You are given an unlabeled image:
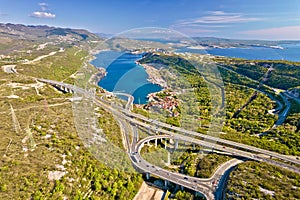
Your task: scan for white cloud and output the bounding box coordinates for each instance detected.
[171,11,262,35]
[179,24,230,28]
[171,10,262,34]
[39,3,48,6]
[30,3,55,19]
[178,27,218,34]
[210,11,227,15]
[179,11,261,25]
[38,3,48,11]
[30,11,56,19]
[239,26,300,40]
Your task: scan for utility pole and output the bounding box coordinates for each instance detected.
[10,104,21,135]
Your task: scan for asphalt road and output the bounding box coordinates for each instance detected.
[38,78,300,170]
[38,78,300,200]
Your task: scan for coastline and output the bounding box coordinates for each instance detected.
[89,67,107,85]
[136,61,168,89]
[88,50,168,103]
[87,49,108,85]
[88,48,110,62]
[89,49,167,89]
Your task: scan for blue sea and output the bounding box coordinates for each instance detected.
[91,43,300,104]
[91,51,162,104]
[178,43,300,62]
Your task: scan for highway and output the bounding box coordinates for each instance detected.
[130,133,245,200]
[274,92,291,126]
[118,109,300,167]
[130,135,214,199]
[219,65,289,127]
[284,91,300,104]
[126,116,300,173]
[115,92,215,199]
[113,92,134,111]
[213,158,245,199]
[38,78,300,199]
[38,78,300,168]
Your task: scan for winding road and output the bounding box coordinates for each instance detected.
[38,78,300,200]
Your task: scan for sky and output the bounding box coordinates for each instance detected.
[0,0,300,40]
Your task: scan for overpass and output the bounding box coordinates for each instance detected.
[39,78,300,199]
[38,78,300,170]
[131,135,214,199]
[119,110,300,168]
[125,116,300,173]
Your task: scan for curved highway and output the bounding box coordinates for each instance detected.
[113,92,134,111]
[113,92,215,199]
[38,78,300,199]
[131,135,213,199]
[131,134,245,199]
[38,78,300,169]
[118,110,300,168]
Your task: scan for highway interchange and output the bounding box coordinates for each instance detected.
[38,78,300,200]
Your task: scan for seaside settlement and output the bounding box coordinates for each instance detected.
[96,49,181,117]
[141,90,180,117]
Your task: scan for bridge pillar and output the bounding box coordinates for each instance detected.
[146,173,150,180]
[164,180,168,188]
[174,139,178,150]
[136,131,139,141]
[192,144,195,150]
[164,139,167,149]
[180,185,184,191]
[155,139,157,148]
